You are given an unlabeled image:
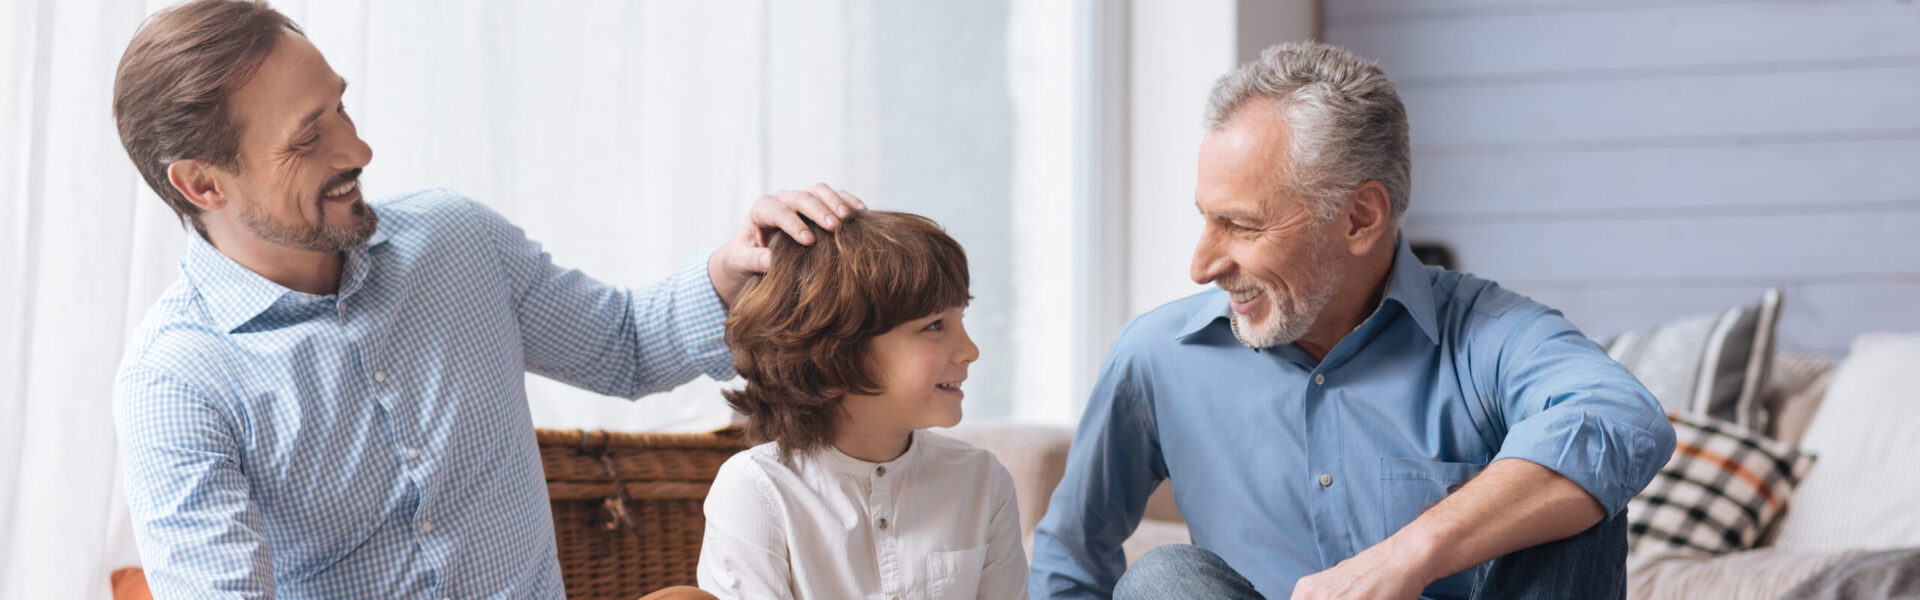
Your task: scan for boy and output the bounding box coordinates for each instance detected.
[696,210,1028,599]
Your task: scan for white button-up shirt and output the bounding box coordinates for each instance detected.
[698,431,1028,599]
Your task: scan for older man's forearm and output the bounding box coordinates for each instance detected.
[1384,457,1607,586]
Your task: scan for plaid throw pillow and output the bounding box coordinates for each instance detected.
[1628,411,1815,556]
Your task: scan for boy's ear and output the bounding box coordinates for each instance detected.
[166,158,229,211]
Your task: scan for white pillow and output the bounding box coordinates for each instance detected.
[1770,333,1920,551]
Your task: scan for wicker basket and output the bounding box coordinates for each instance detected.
[538,427,749,600]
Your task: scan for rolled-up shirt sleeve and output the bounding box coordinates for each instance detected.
[1484,306,1677,516]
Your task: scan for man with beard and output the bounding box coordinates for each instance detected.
[109,1,862,597]
[1029,42,1675,599]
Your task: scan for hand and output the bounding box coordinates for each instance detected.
[708,183,868,307]
[1289,538,1434,600]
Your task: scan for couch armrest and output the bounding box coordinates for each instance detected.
[1627,548,1867,600]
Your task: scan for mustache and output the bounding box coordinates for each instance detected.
[319,168,363,198]
[1216,277,1266,293]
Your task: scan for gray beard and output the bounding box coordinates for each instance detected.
[1227,239,1342,349]
[1230,282,1329,349]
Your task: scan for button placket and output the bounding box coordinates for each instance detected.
[870,468,902,596]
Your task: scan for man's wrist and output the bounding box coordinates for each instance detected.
[1384,521,1451,586]
[706,245,738,308]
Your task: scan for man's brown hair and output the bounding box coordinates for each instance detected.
[113,0,301,235]
[723,210,971,460]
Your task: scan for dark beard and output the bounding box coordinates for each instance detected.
[237,186,379,253]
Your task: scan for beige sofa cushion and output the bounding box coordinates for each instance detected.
[1627,547,1867,600]
[1772,333,1920,552]
[1120,518,1191,566]
[1764,350,1836,446]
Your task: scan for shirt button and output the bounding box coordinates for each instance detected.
[1313,373,1326,385]
[876,518,889,531]
[374,371,388,383]
[406,447,421,460]
[875,466,886,477]
[420,521,434,533]
[1320,473,1333,487]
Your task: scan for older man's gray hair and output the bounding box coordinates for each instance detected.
[1205,41,1411,226]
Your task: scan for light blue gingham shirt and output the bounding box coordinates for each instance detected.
[1030,237,1677,599]
[113,188,736,599]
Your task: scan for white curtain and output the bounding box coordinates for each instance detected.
[2,0,1077,596]
[3,1,172,597]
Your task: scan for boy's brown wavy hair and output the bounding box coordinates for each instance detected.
[722,210,971,460]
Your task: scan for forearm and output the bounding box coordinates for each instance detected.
[1382,458,1605,585]
[620,250,736,394]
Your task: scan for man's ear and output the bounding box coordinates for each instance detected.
[1341,180,1393,256]
[166,159,229,211]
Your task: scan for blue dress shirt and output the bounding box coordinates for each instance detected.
[1029,238,1676,599]
[113,189,735,598]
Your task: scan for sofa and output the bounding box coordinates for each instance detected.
[944,332,1920,599]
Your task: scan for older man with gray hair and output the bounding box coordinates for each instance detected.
[1029,41,1675,599]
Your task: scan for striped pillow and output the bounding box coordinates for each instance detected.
[1627,411,1814,556]
[1606,288,1783,434]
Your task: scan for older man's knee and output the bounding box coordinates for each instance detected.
[1135,544,1219,574]
[1115,544,1221,598]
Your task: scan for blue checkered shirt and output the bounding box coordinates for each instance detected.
[113,188,736,599]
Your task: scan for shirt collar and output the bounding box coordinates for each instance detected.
[181,226,391,333]
[815,430,923,479]
[1173,233,1441,345]
[1384,234,1442,345]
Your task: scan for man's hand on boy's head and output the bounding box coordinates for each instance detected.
[709,183,868,307]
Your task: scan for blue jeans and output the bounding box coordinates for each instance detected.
[1113,512,1628,600]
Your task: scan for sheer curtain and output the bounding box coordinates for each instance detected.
[3,0,1075,596]
[324,0,876,433]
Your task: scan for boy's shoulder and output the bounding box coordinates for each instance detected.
[716,441,785,477]
[707,442,787,508]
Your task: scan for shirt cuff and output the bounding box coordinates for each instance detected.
[671,246,737,381]
[1492,406,1669,516]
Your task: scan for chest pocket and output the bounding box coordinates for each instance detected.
[1378,457,1486,598]
[925,546,987,600]
[1377,457,1485,536]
